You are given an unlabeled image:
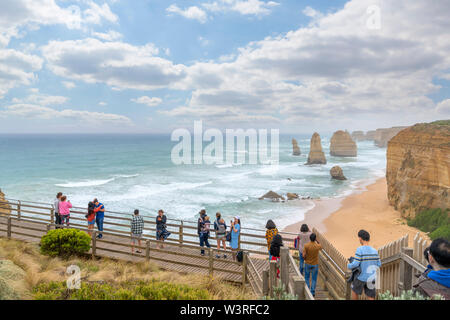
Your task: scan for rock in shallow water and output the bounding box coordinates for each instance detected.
[330,166,347,180]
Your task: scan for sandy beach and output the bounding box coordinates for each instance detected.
[284,177,429,257]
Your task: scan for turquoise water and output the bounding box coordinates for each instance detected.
[0,134,386,229]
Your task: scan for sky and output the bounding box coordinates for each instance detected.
[0,0,449,134]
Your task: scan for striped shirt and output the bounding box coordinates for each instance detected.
[347,245,382,282]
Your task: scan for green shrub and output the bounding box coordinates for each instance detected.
[33,280,211,300]
[40,229,91,257]
[262,284,298,300]
[378,290,444,300]
[407,208,450,240]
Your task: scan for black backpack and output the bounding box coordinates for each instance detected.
[236,250,244,263]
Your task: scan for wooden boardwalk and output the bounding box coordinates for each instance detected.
[0,215,268,285]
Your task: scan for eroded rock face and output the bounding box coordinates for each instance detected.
[351,131,366,141]
[306,133,327,165]
[330,130,357,157]
[374,127,407,148]
[0,260,27,300]
[259,191,285,201]
[287,193,299,200]
[292,138,301,156]
[330,166,347,180]
[365,130,376,141]
[386,121,450,218]
[0,189,10,216]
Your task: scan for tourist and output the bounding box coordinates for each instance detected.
[53,192,62,228]
[413,238,450,300]
[297,224,312,275]
[156,209,170,248]
[93,198,105,239]
[265,220,278,260]
[230,216,241,261]
[130,209,144,254]
[214,212,227,259]
[197,209,207,254]
[347,230,381,300]
[270,233,283,278]
[58,195,72,226]
[303,233,322,297]
[86,201,97,236]
[199,215,211,256]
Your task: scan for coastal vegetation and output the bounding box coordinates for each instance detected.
[407,208,450,240]
[0,238,255,300]
[40,229,91,257]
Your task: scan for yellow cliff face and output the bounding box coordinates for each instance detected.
[386,122,450,218]
[0,189,11,216]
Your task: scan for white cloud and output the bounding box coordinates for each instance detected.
[91,30,123,41]
[62,81,76,89]
[165,0,450,128]
[166,5,208,24]
[0,0,118,46]
[436,99,450,115]
[131,96,162,107]
[0,48,43,98]
[0,103,132,125]
[98,101,107,106]
[203,0,279,16]
[12,91,68,106]
[42,38,186,90]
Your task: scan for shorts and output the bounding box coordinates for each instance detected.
[351,278,376,298]
[131,233,142,244]
[216,234,226,241]
[88,220,96,225]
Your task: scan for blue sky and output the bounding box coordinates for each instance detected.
[0,0,449,134]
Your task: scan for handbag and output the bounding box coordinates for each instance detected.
[226,231,232,242]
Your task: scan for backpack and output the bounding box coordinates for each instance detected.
[236,250,244,263]
[217,221,226,234]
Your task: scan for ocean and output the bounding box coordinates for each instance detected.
[0,134,386,229]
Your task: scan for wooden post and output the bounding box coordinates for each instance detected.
[280,247,290,289]
[401,247,414,291]
[262,270,269,296]
[17,201,21,220]
[91,231,97,257]
[209,248,214,277]
[145,240,151,261]
[50,207,55,225]
[292,275,305,300]
[269,260,277,297]
[179,221,183,247]
[7,216,11,239]
[46,224,51,232]
[345,272,352,300]
[242,251,248,284]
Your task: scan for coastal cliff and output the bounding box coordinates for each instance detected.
[374,127,408,148]
[386,121,450,218]
[0,189,10,216]
[330,130,357,157]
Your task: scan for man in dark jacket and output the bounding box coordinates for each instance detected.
[413,238,450,300]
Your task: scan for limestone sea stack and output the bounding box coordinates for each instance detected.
[330,130,357,157]
[386,121,450,218]
[306,133,327,164]
[365,130,376,141]
[259,191,285,202]
[351,131,366,142]
[292,138,301,156]
[330,166,347,180]
[374,127,407,148]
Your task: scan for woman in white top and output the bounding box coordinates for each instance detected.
[298,224,312,275]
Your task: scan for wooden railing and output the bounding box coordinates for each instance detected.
[261,247,314,300]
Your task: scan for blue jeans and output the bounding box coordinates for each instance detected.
[199,233,210,254]
[304,264,319,296]
[96,216,104,238]
[299,253,305,275]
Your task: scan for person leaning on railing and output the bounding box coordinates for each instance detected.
[53,192,62,228]
[93,198,105,239]
[413,238,450,300]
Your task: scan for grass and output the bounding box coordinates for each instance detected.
[407,208,450,241]
[0,238,255,300]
